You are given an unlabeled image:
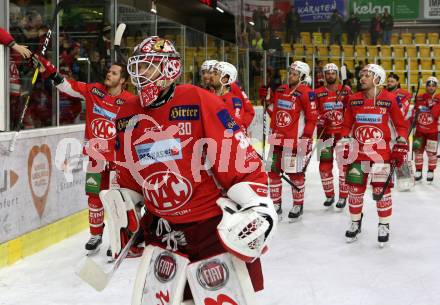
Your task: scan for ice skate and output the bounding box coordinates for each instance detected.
[85,235,102,255]
[335,197,347,211]
[415,170,422,182]
[345,214,363,243]
[274,202,283,221]
[323,196,334,207]
[427,170,434,184]
[288,204,303,222]
[378,223,390,248]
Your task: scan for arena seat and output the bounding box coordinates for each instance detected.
[406,45,417,58]
[381,59,392,70]
[393,45,405,58]
[305,45,315,56]
[414,33,426,44]
[419,46,431,58]
[313,32,323,45]
[433,45,440,57]
[394,58,406,70]
[421,59,433,71]
[294,44,305,56]
[318,45,329,57]
[391,33,399,44]
[300,32,312,44]
[343,45,354,57]
[330,45,341,57]
[361,33,371,45]
[344,59,355,70]
[367,45,378,58]
[401,33,413,44]
[428,33,439,44]
[282,43,292,53]
[356,45,367,58]
[380,46,391,57]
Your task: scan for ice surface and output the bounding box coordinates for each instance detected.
[1,158,440,305]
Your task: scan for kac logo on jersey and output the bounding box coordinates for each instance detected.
[275,110,292,127]
[418,112,434,125]
[217,109,240,131]
[143,171,193,212]
[277,99,294,110]
[135,139,182,165]
[93,104,117,120]
[91,118,116,140]
[196,259,229,291]
[354,125,384,144]
[154,252,177,283]
[356,114,382,124]
[169,105,200,120]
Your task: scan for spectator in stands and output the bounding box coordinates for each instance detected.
[251,31,264,51]
[264,31,282,54]
[346,12,361,45]
[22,10,44,52]
[370,10,382,45]
[329,9,344,45]
[314,59,325,88]
[285,6,300,44]
[252,7,267,36]
[268,8,285,33]
[381,8,393,45]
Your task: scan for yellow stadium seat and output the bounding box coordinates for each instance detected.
[393,45,405,58]
[406,45,417,58]
[428,33,439,44]
[381,59,392,70]
[356,45,367,58]
[394,58,406,70]
[324,32,331,44]
[367,45,379,58]
[305,45,315,56]
[294,44,304,56]
[345,60,355,70]
[422,71,433,81]
[380,46,392,57]
[408,71,419,85]
[415,33,426,44]
[330,45,341,56]
[433,45,440,57]
[341,33,348,45]
[395,72,405,82]
[313,32,323,45]
[361,33,371,45]
[421,60,432,70]
[391,33,399,44]
[282,43,292,53]
[419,46,431,58]
[300,32,311,44]
[343,45,354,57]
[409,59,418,71]
[401,33,413,44]
[318,45,329,56]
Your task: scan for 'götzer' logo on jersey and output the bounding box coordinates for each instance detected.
[135,139,182,166]
[169,105,200,120]
[277,99,294,110]
[91,118,116,139]
[356,113,382,124]
[93,104,117,120]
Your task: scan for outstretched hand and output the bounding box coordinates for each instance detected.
[11,43,32,58]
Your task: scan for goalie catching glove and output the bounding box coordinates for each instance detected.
[217,182,277,263]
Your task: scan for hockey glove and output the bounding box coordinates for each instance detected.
[336,136,354,159]
[391,136,409,168]
[32,54,57,78]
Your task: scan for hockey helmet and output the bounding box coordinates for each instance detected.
[360,64,386,86]
[212,61,237,86]
[323,63,339,74]
[290,61,310,81]
[201,59,218,73]
[426,76,438,86]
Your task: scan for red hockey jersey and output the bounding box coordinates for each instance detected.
[219,91,245,128]
[114,84,268,223]
[341,89,408,161]
[0,27,14,46]
[56,80,135,161]
[315,84,352,136]
[231,82,255,128]
[269,83,318,147]
[390,87,412,119]
[413,93,440,134]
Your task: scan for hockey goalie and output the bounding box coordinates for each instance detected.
[97,36,277,305]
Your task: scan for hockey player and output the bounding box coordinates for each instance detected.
[339,64,409,246]
[231,81,256,130]
[111,36,276,303]
[315,63,352,209]
[267,61,318,221]
[210,61,246,128]
[199,59,217,89]
[412,76,440,183]
[32,55,136,253]
[386,72,412,120]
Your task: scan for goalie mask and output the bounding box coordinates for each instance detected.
[216,196,277,263]
[128,36,181,107]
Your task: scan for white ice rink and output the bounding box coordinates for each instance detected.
[1,158,440,305]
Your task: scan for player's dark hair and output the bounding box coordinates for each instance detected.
[388,72,399,81]
[113,62,128,81]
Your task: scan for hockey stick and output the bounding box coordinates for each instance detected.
[372,79,421,202]
[114,23,126,64]
[76,229,141,291]
[8,0,76,152]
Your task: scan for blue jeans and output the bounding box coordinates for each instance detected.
[382,31,391,45]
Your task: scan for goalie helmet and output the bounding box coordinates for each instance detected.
[127,36,181,107]
[323,63,339,74]
[216,196,277,263]
[360,64,385,86]
[290,61,310,81]
[213,61,237,86]
[201,59,218,73]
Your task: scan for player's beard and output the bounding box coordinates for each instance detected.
[387,85,396,91]
[326,78,336,85]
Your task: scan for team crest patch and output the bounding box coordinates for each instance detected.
[169,105,200,120]
[216,109,240,131]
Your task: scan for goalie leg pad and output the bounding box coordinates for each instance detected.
[100,188,143,258]
[131,245,190,305]
[186,252,257,305]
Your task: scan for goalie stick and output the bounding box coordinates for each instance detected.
[76,229,142,291]
[372,78,421,201]
[8,0,76,152]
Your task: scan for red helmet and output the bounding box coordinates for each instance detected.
[127,36,181,107]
